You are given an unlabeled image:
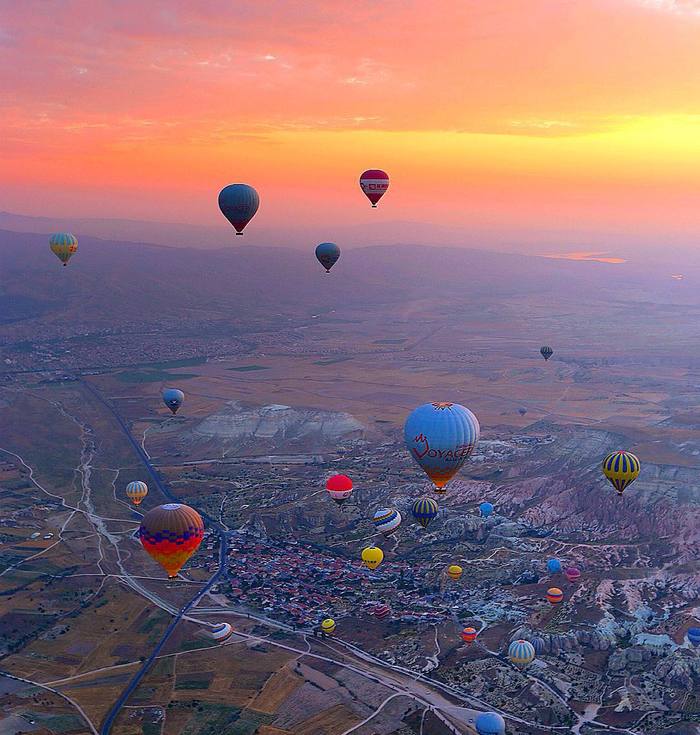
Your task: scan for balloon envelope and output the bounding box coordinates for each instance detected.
[315,242,340,272]
[373,604,391,620]
[49,232,78,266]
[404,402,480,492]
[138,503,204,578]
[479,501,494,517]
[126,480,148,506]
[508,639,536,668]
[372,507,401,536]
[218,184,259,235]
[361,546,384,570]
[411,497,439,528]
[602,451,640,495]
[540,346,553,361]
[359,169,389,207]
[325,474,353,505]
[565,567,581,582]
[547,558,562,574]
[321,618,336,634]
[447,564,463,581]
[162,388,184,415]
[687,627,700,646]
[546,587,564,604]
[461,627,478,643]
[475,712,506,735]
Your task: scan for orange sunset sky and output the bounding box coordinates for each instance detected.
[2,0,700,247]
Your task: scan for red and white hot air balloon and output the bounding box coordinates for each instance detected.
[325,474,353,505]
[359,169,389,208]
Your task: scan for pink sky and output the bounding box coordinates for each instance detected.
[2,0,700,248]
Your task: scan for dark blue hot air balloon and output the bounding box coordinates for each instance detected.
[688,627,700,646]
[411,497,439,528]
[315,242,341,272]
[479,501,494,518]
[547,558,562,574]
[218,184,259,236]
[162,388,184,415]
[475,712,506,735]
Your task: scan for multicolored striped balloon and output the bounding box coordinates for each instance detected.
[404,402,480,492]
[372,507,401,536]
[546,587,564,605]
[49,232,78,266]
[461,627,478,644]
[359,169,389,207]
[138,503,204,578]
[602,451,640,495]
[411,497,439,528]
[125,480,148,506]
[508,639,536,668]
[373,604,391,620]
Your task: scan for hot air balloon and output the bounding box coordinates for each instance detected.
[475,712,506,735]
[461,627,478,644]
[125,480,148,506]
[531,636,546,655]
[359,169,389,208]
[565,567,581,583]
[411,497,439,528]
[479,501,494,518]
[218,184,259,235]
[518,407,527,416]
[49,232,78,266]
[547,558,562,574]
[162,388,184,415]
[687,627,700,646]
[210,622,233,642]
[540,346,553,361]
[325,474,353,505]
[404,402,480,493]
[138,503,204,578]
[315,242,340,272]
[373,604,391,620]
[447,564,463,581]
[321,618,336,634]
[361,546,383,570]
[372,508,402,536]
[508,639,536,668]
[602,451,640,495]
[546,587,564,605]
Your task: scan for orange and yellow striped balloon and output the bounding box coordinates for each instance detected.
[138,503,204,578]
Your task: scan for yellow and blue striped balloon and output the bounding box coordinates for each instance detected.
[372,507,402,536]
[508,639,536,668]
[602,451,640,495]
[125,480,148,506]
[411,497,439,528]
[49,232,78,266]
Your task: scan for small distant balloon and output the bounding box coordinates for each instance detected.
[564,567,581,583]
[479,501,494,518]
[602,450,640,495]
[210,622,233,642]
[687,627,700,646]
[447,564,463,581]
[325,474,353,505]
[361,546,383,570]
[359,169,389,208]
[475,712,506,735]
[546,587,564,605]
[315,242,341,272]
[372,507,401,536]
[547,558,562,574]
[321,618,336,634]
[461,627,478,644]
[162,388,184,415]
[540,346,553,361]
[49,232,78,266]
[125,480,148,506]
[508,639,536,668]
[411,497,439,528]
[218,184,259,235]
[373,603,391,620]
[518,407,527,416]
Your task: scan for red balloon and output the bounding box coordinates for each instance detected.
[325,474,353,505]
[359,169,389,207]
